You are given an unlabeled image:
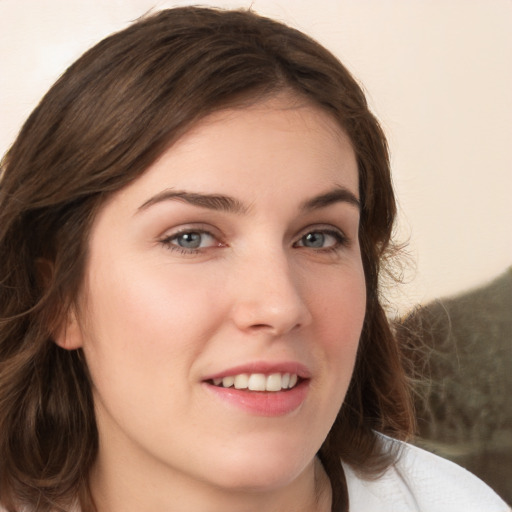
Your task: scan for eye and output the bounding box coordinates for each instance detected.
[160,229,222,253]
[294,229,346,250]
[174,231,209,249]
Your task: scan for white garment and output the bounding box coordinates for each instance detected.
[343,440,510,511]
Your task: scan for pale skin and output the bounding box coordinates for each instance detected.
[57,93,366,512]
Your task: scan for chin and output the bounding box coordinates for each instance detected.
[212,467,306,494]
[203,442,315,493]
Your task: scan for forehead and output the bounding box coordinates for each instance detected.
[100,93,358,217]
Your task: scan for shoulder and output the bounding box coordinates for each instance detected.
[342,438,510,512]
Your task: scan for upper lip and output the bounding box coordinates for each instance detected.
[203,361,312,381]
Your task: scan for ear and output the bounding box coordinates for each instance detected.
[36,258,84,350]
[53,304,84,350]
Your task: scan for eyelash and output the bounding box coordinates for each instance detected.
[293,228,349,252]
[159,227,349,255]
[159,228,220,255]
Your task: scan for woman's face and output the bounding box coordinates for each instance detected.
[63,94,366,504]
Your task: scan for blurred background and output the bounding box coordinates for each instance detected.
[1,0,510,503]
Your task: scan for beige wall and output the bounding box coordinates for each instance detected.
[1,0,511,314]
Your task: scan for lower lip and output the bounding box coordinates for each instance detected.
[204,380,309,417]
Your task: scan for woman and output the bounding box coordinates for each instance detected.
[0,7,508,512]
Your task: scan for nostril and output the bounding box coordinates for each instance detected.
[246,321,303,337]
[230,280,312,335]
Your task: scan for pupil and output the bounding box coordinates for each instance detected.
[179,232,201,248]
[304,232,324,248]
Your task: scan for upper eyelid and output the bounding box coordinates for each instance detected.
[293,225,352,250]
[155,218,352,243]
[158,224,348,240]
[295,230,346,243]
[162,229,214,241]
[158,223,222,240]
[294,224,347,239]
[159,229,222,254]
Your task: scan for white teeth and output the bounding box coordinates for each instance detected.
[234,374,249,389]
[266,373,283,392]
[248,373,266,391]
[212,372,300,392]
[222,376,235,388]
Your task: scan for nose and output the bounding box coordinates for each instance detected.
[229,252,313,336]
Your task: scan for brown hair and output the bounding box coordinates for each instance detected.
[0,7,414,512]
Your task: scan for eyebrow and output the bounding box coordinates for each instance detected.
[137,186,360,215]
[300,187,360,212]
[137,190,249,215]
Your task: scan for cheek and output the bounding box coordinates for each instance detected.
[81,260,225,374]
[300,265,366,444]
[313,267,366,340]
[79,261,228,436]
[309,265,366,390]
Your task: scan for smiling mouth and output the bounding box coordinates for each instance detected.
[208,372,300,392]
